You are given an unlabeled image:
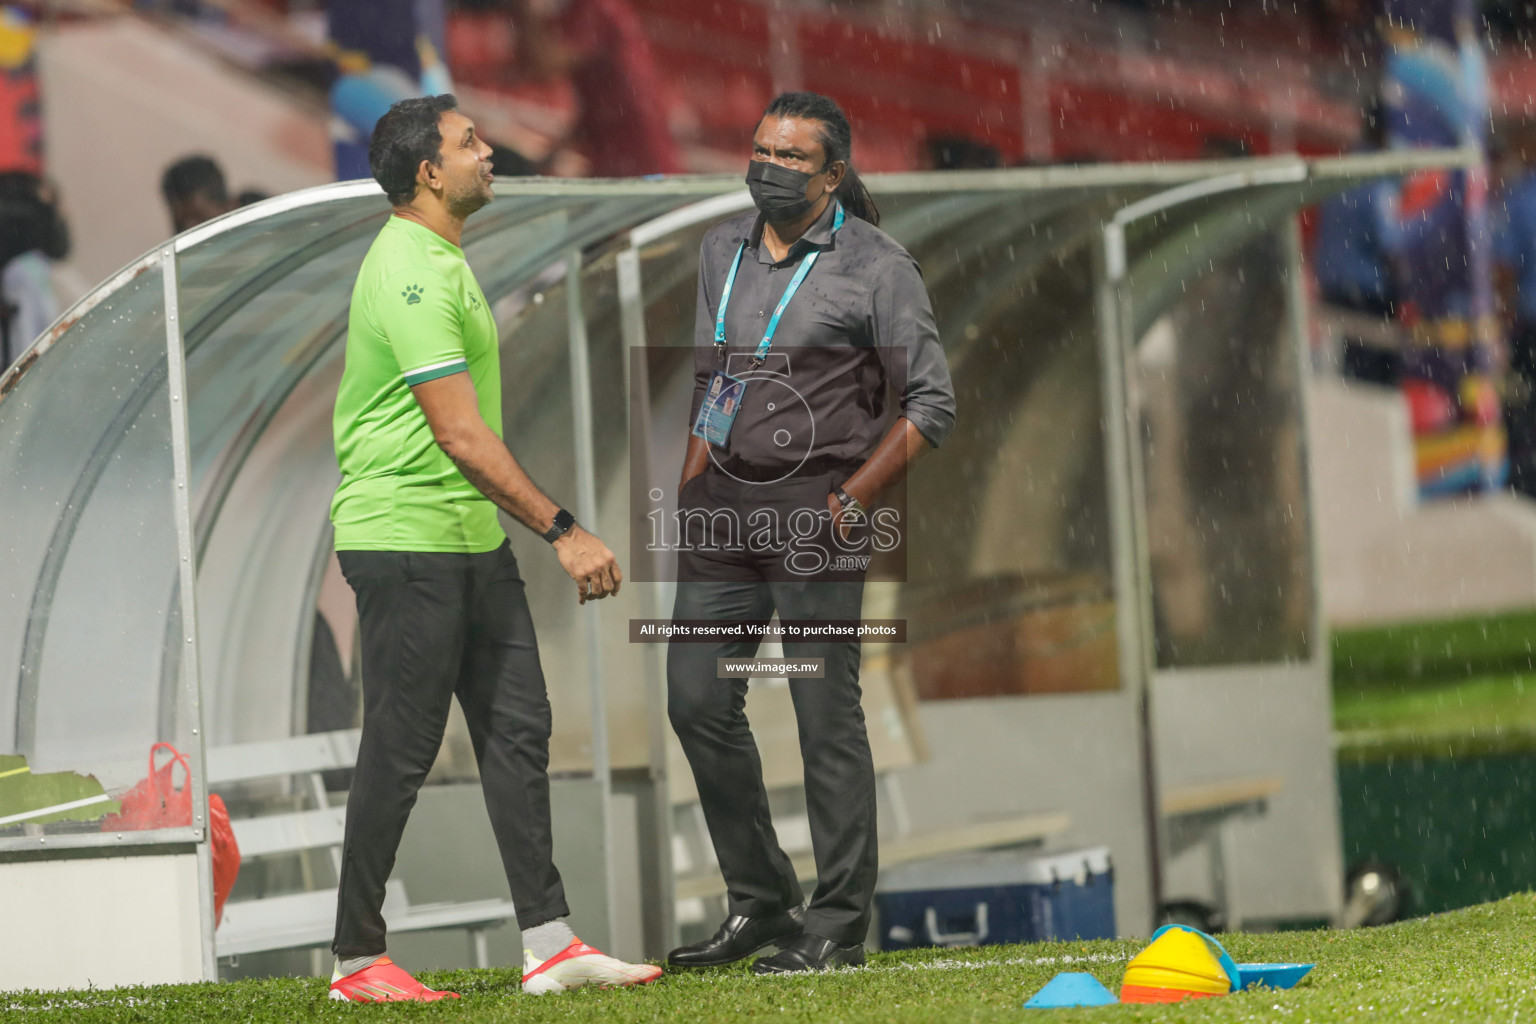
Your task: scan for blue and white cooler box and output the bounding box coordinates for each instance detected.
[876,846,1114,949]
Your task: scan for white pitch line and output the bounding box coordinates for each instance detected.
[3,997,154,1014]
[0,793,111,826]
[715,951,1131,980]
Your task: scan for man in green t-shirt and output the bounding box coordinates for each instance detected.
[326,95,660,1003]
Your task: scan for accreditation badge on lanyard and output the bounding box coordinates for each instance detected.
[691,202,846,448]
[693,369,747,446]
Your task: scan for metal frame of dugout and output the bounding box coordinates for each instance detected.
[0,148,1474,991]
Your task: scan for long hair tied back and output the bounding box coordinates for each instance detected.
[762,91,880,226]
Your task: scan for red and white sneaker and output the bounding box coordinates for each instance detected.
[328,955,460,1002]
[522,937,664,995]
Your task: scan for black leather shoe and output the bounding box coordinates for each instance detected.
[750,932,866,974]
[667,905,805,968]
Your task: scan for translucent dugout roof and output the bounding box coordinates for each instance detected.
[0,151,1472,852]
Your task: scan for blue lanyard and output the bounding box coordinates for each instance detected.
[714,201,845,365]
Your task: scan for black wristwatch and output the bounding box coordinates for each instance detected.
[542,508,576,544]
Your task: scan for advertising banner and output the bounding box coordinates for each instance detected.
[1382,0,1504,496]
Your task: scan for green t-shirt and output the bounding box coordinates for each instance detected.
[331,215,503,552]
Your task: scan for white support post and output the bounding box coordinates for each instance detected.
[1094,230,1163,930]
[565,249,619,950]
[161,246,216,982]
[616,244,678,956]
[1280,216,1329,676]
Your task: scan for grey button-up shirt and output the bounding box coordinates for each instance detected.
[690,201,956,471]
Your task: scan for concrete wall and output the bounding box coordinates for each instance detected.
[0,849,204,992]
[1310,377,1536,625]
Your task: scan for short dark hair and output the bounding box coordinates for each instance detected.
[369,94,459,206]
[0,171,69,264]
[760,92,879,225]
[161,155,227,205]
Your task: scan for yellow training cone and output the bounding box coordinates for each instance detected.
[1120,926,1235,1004]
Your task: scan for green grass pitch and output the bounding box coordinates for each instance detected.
[1333,611,1536,755]
[6,893,1536,1022]
[12,613,1536,1020]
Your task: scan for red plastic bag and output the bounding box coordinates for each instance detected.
[100,743,192,831]
[99,744,243,926]
[208,792,241,927]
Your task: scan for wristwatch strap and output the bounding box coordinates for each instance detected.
[833,486,864,512]
[542,508,576,543]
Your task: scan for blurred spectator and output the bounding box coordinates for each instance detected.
[326,0,454,180]
[1202,136,1251,159]
[512,0,682,178]
[236,188,272,207]
[927,136,1001,170]
[1314,183,1401,317]
[1493,120,1536,496]
[1313,103,1405,385]
[162,155,233,234]
[488,141,537,178]
[134,0,206,13]
[0,171,68,372]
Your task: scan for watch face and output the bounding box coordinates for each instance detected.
[545,509,575,541]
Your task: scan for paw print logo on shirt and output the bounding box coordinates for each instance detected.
[468,293,481,311]
[402,284,424,305]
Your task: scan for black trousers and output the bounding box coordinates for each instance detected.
[331,541,569,958]
[666,466,877,945]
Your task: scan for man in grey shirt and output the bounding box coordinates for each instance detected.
[666,91,955,975]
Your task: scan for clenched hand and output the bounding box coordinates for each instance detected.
[552,526,623,604]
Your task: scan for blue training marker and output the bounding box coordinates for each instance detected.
[1023,972,1120,1008]
[1236,963,1315,990]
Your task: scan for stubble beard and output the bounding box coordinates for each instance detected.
[447,177,494,220]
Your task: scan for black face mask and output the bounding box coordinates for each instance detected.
[745,160,824,220]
